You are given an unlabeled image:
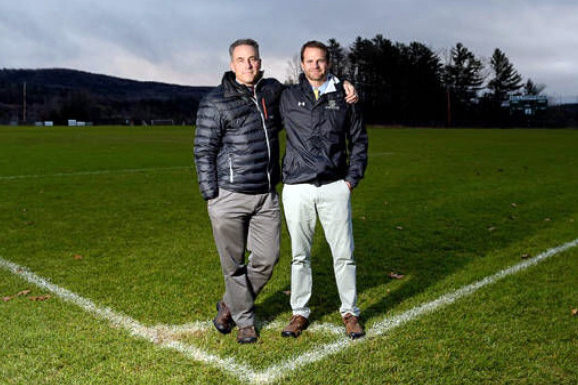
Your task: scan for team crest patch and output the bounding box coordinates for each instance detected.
[325,100,340,110]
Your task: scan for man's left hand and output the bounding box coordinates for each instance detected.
[343,81,359,104]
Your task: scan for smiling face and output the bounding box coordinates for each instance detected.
[229,44,261,87]
[301,47,330,87]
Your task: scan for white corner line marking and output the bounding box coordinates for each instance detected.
[1,238,577,384]
[0,258,254,380]
[249,238,578,384]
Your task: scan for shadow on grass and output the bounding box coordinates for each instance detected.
[255,187,573,327]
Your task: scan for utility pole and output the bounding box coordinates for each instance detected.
[22,82,27,123]
[446,87,452,128]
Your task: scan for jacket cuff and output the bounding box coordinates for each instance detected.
[345,177,357,189]
[202,188,218,201]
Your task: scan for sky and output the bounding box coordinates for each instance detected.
[1,0,577,103]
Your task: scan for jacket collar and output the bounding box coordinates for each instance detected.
[298,73,341,97]
[222,71,264,98]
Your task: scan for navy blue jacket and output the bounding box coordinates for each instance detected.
[280,74,368,188]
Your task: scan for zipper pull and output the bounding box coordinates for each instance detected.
[261,98,269,120]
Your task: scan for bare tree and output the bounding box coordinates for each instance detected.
[284,54,301,85]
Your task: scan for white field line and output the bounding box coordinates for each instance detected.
[0,166,190,181]
[1,238,577,384]
[247,238,578,384]
[0,153,389,181]
[368,151,395,157]
[151,321,213,335]
[371,238,578,337]
[149,319,344,340]
[259,320,343,335]
[0,258,255,380]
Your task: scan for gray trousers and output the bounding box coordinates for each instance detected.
[208,189,280,328]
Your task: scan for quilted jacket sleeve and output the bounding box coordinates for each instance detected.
[194,94,223,200]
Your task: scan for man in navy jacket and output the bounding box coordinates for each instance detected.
[280,40,368,340]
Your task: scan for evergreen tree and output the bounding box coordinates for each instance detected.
[486,48,523,103]
[327,38,348,80]
[443,43,485,125]
[281,36,556,127]
[399,42,445,125]
[523,78,546,96]
[444,43,485,105]
[348,35,400,123]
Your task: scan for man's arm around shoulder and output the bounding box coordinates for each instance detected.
[345,103,368,190]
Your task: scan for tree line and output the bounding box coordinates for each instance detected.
[286,35,557,127]
[2,42,575,127]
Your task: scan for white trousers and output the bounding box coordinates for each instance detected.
[282,180,359,318]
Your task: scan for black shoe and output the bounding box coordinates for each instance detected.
[213,301,233,334]
[237,326,258,344]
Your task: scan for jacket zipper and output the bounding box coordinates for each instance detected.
[228,154,234,183]
[251,82,272,190]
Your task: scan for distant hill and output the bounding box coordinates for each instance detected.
[0,68,213,125]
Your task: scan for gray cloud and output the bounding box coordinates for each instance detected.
[1,0,577,100]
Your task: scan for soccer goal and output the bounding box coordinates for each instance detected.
[150,119,175,126]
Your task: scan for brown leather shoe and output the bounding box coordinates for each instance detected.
[237,326,258,344]
[213,301,233,334]
[281,315,309,338]
[342,314,365,339]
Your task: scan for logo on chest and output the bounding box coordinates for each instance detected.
[325,99,340,111]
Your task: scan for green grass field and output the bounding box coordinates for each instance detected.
[1,126,577,384]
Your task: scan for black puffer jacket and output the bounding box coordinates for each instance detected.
[280,74,368,188]
[194,71,283,200]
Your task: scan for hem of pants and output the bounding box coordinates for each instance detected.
[340,310,361,318]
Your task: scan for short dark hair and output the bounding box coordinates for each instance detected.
[300,40,330,62]
[229,39,260,60]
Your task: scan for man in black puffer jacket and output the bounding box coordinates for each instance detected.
[194,39,283,344]
[195,71,283,200]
